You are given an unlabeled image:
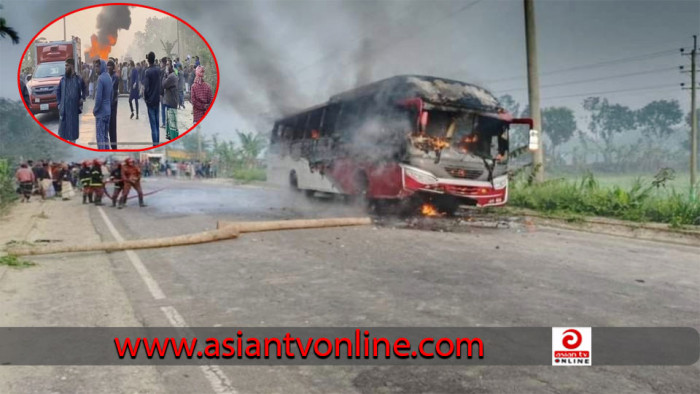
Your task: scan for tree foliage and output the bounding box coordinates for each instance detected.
[0,99,67,164]
[541,106,577,152]
[582,97,635,164]
[636,99,682,141]
[0,5,19,45]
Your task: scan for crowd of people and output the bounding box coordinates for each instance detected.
[13,158,145,209]
[52,52,213,149]
[13,157,218,205]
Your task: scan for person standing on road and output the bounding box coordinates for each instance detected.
[143,52,162,146]
[129,60,140,119]
[177,64,185,109]
[109,160,124,207]
[159,57,168,130]
[15,163,35,203]
[56,58,85,143]
[119,157,146,208]
[90,159,105,206]
[93,59,112,150]
[190,66,213,125]
[162,63,179,140]
[107,60,120,150]
[78,160,93,204]
[121,62,129,94]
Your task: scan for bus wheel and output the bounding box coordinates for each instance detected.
[289,171,300,191]
[434,196,460,217]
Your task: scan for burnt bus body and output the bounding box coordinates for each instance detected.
[268,75,532,212]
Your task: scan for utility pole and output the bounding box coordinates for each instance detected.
[63,18,66,41]
[524,0,544,182]
[681,35,698,194]
[176,20,181,59]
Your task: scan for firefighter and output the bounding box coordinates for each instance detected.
[119,157,146,208]
[90,159,105,206]
[78,160,93,204]
[109,160,124,207]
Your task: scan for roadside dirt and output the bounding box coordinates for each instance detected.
[0,198,166,394]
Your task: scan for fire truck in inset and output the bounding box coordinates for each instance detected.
[25,36,82,114]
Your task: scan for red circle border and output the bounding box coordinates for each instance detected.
[16,2,220,152]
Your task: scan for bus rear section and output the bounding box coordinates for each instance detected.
[267,75,536,213]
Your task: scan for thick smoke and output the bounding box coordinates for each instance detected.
[95,5,131,46]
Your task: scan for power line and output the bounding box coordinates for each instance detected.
[485,48,677,85]
[540,84,677,101]
[494,66,677,93]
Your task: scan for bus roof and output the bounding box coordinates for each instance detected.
[276,75,502,122]
[330,75,501,112]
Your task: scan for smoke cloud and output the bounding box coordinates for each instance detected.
[95,5,131,46]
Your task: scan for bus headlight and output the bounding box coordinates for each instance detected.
[493,176,508,189]
[404,166,438,186]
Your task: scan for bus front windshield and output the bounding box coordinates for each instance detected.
[417,110,508,160]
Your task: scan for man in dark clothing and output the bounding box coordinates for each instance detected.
[143,52,162,146]
[159,57,168,130]
[129,60,140,119]
[57,58,86,143]
[93,59,112,150]
[78,160,92,204]
[107,60,120,150]
[109,161,124,207]
[90,159,105,206]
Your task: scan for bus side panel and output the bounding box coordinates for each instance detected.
[367,163,403,199]
[328,159,403,198]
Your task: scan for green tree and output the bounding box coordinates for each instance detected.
[0,99,67,163]
[0,6,19,44]
[541,106,577,159]
[636,99,682,141]
[236,131,267,168]
[582,97,635,165]
[498,94,520,118]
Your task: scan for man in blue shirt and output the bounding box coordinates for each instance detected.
[92,59,112,150]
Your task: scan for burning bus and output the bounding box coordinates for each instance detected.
[267,75,536,214]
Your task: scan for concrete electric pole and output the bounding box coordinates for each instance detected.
[524,0,544,183]
[681,35,698,194]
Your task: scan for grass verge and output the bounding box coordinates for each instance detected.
[0,254,36,269]
[509,173,700,227]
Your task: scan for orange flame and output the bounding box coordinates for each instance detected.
[421,203,440,217]
[87,34,117,60]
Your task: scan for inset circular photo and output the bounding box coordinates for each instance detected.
[18,3,218,151]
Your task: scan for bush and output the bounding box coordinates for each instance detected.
[232,167,266,183]
[0,159,18,212]
[510,172,700,226]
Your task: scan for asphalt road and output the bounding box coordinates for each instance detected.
[85,177,699,393]
[34,96,195,149]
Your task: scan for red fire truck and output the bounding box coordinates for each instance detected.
[25,37,82,114]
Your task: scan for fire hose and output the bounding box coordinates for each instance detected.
[5,217,372,256]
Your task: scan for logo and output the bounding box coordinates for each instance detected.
[552,327,592,366]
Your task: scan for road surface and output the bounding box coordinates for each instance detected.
[1,177,698,393]
[35,96,195,149]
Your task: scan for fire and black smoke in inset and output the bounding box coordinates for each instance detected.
[87,5,131,60]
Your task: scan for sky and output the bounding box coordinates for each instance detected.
[0,0,698,151]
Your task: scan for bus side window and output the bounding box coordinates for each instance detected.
[292,115,305,140]
[321,105,340,137]
[305,108,323,140]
